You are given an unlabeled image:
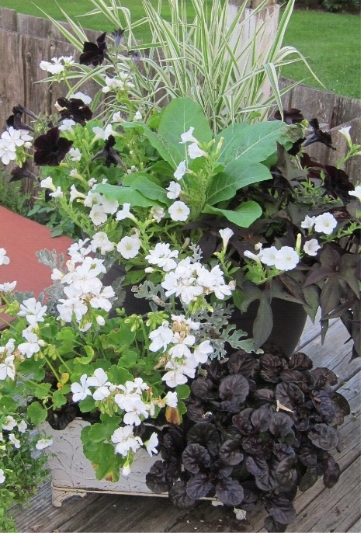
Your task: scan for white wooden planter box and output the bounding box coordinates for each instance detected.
[40,419,167,507]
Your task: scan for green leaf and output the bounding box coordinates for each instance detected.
[253,294,273,350]
[27,402,47,425]
[121,173,169,205]
[100,324,136,354]
[95,183,155,207]
[108,365,134,385]
[118,350,139,368]
[34,382,52,400]
[123,270,147,285]
[206,161,272,205]
[55,327,76,354]
[18,358,45,381]
[79,396,96,413]
[175,384,191,400]
[218,121,288,165]
[203,201,262,228]
[51,389,68,409]
[75,345,95,365]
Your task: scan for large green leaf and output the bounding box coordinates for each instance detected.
[95,183,157,208]
[217,121,289,165]
[206,160,272,205]
[203,201,262,228]
[124,122,181,168]
[122,173,169,205]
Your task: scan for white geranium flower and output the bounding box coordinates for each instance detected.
[0,338,15,356]
[193,340,214,364]
[149,322,174,352]
[166,181,182,199]
[349,184,361,202]
[179,127,198,144]
[87,368,112,401]
[18,330,42,358]
[71,374,92,402]
[301,215,316,230]
[188,142,206,160]
[150,206,165,222]
[162,361,195,388]
[0,139,16,165]
[57,297,88,323]
[2,415,17,431]
[0,281,16,292]
[303,239,321,256]
[145,432,159,456]
[36,437,53,450]
[117,236,141,259]
[174,160,187,180]
[0,469,5,484]
[0,355,15,381]
[111,426,142,456]
[0,248,10,265]
[164,391,178,408]
[9,433,20,449]
[168,201,190,222]
[274,246,300,271]
[314,213,338,235]
[18,298,47,324]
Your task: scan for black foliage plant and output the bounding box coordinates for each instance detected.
[145,346,349,531]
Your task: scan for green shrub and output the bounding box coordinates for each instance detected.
[0,174,31,216]
[322,0,360,12]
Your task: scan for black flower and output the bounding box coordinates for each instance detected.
[56,97,93,126]
[6,105,37,132]
[92,135,125,168]
[79,32,108,66]
[33,127,73,166]
[303,118,336,150]
[10,161,36,182]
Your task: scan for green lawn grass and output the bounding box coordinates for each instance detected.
[0,0,359,98]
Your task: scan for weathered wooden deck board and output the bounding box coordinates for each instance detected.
[11,320,361,533]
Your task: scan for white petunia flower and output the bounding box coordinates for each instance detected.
[92,124,114,141]
[274,246,300,271]
[303,239,321,256]
[68,147,82,161]
[145,432,159,456]
[70,91,92,104]
[0,248,10,265]
[0,469,5,484]
[301,215,316,230]
[150,206,165,222]
[349,184,361,202]
[117,236,141,259]
[134,110,142,121]
[91,232,115,254]
[116,203,132,221]
[314,213,338,235]
[219,228,234,249]
[2,415,17,431]
[49,187,64,198]
[2,127,32,147]
[188,142,206,160]
[166,181,182,199]
[174,160,187,180]
[89,204,108,226]
[0,139,16,165]
[36,437,53,450]
[168,201,190,222]
[71,374,92,402]
[59,119,75,132]
[179,127,198,144]
[338,125,352,144]
[40,176,56,191]
[0,281,16,292]
[259,246,278,266]
[69,184,86,203]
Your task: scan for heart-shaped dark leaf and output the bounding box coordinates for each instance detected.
[269,412,294,438]
[219,439,244,466]
[191,377,219,399]
[280,369,311,385]
[308,423,339,450]
[245,456,268,477]
[251,406,272,432]
[329,392,350,425]
[264,515,287,533]
[182,443,211,474]
[219,374,249,403]
[323,454,341,488]
[227,351,255,377]
[275,456,297,489]
[298,446,318,468]
[186,473,213,500]
[252,388,275,403]
[186,400,208,423]
[170,480,196,508]
[146,460,172,493]
[289,352,313,370]
[275,382,304,410]
[242,436,272,458]
[312,390,336,422]
[310,367,338,388]
[273,443,295,461]
[187,422,220,456]
[299,467,319,492]
[259,354,285,383]
[232,408,254,435]
[266,496,296,525]
[216,477,244,506]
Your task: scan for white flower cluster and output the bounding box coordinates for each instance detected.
[102,73,135,93]
[0,415,52,455]
[245,245,300,271]
[149,314,213,388]
[39,56,75,75]
[0,126,32,165]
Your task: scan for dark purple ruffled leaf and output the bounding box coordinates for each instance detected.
[275,382,304,410]
[186,400,208,423]
[308,423,339,451]
[310,367,338,389]
[252,388,275,403]
[269,412,294,438]
[280,369,312,385]
[170,480,196,508]
[275,456,297,489]
[312,390,336,422]
[219,440,243,466]
[227,351,255,377]
[219,374,249,403]
[216,477,244,506]
[186,473,213,500]
[259,353,286,383]
[264,515,287,533]
[187,422,220,456]
[191,377,219,399]
[242,436,272,458]
[182,443,211,474]
[323,454,341,488]
[245,456,268,477]
[266,496,296,525]
[273,443,295,461]
[329,392,350,425]
[298,446,318,468]
[232,408,254,435]
[146,460,172,493]
[298,467,318,492]
[289,352,313,370]
[251,406,272,433]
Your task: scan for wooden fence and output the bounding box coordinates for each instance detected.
[0,6,360,180]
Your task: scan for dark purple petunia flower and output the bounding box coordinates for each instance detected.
[33,127,73,166]
[6,105,37,132]
[92,135,126,169]
[56,97,93,126]
[10,161,37,182]
[274,108,304,125]
[79,32,108,66]
[303,118,336,150]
